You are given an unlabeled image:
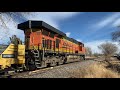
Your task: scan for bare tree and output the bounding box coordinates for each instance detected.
[0,12,31,43]
[111,26,120,44]
[112,30,120,43]
[98,42,118,61]
[93,53,101,57]
[85,47,93,56]
[0,12,30,28]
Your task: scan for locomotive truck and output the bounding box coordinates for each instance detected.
[0,20,86,73]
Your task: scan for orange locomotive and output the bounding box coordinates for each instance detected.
[18,20,86,70]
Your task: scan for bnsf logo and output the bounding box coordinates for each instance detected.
[63,42,72,47]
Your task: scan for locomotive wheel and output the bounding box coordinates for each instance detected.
[63,58,67,64]
[56,62,60,66]
[80,56,85,61]
[50,60,56,67]
[26,58,36,71]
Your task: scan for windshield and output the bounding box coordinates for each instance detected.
[0,45,8,55]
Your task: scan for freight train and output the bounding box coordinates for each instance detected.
[0,20,86,73]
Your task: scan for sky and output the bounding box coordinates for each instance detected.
[0,12,120,53]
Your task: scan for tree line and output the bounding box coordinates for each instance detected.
[85,27,120,61]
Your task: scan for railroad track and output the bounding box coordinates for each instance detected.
[11,61,83,78]
[12,60,95,78]
[0,58,96,78]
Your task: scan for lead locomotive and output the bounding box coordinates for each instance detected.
[0,20,86,73]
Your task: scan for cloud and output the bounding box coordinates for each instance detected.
[84,12,120,38]
[66,32,71,37]
[112,18,120,27]
[76,39,82,42]
[0,12,80,44]
[85,39,120,53]
[25,12,80,29]
[92,12,120,30]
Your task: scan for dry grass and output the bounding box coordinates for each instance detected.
[70,63,120,78]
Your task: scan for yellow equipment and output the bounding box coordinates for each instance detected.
[0,35,25,72]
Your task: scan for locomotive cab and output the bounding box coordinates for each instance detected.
[18,20,67,70]
[17,20,86,70]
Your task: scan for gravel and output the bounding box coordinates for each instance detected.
[11,60,95,78]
